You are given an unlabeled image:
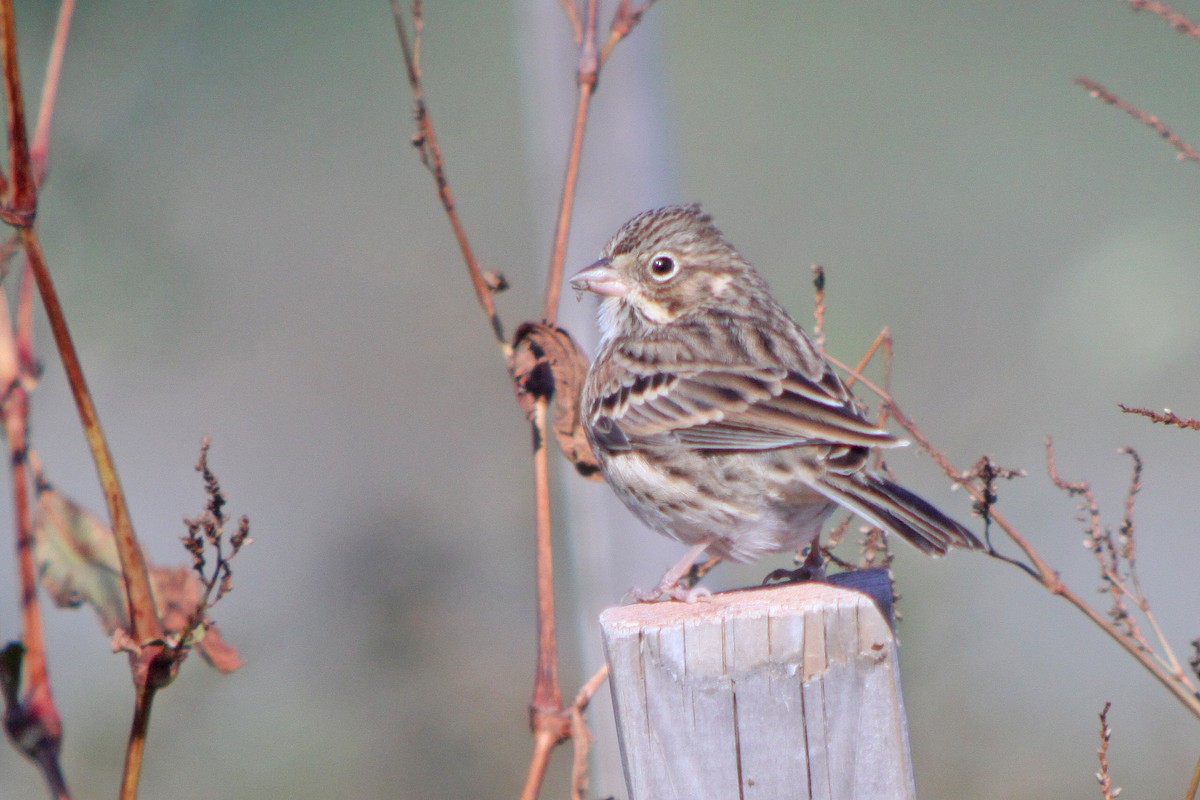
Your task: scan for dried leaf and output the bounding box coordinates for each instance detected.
[510,322,602,480]
[33,487,128,635]
[482,270,509,293]
[150,566,242,673]
[33,485,242,672]
[193,622,242,672]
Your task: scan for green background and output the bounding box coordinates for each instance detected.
[0,2,1197,797]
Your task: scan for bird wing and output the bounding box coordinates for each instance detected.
[588,358,902,452]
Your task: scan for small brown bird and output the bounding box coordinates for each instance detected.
[571,204,979,597]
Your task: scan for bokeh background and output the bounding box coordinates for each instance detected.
[0,2,1198,798]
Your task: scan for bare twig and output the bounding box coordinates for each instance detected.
[3,0,161,653]
[174,438,251,661]
[543,0,658,321]
[20,233,162,648]
[568,664,609,800]
[1076,77,1200,164]
[0,0,34,221]
[391,3,658,795]
[600,0,657,65]
[958,455,1028,569]
[542,0,597,323]
[0,6,77,797]
[519,728,562,800]
[1119,403,1200,430]
[557,0,582,44]
[389,0,508,351]
[1,7,167,796]
[528,397,565,726]
[1049,442,1192,684]
[809,264,825,347]
[1127,0,1200,41]
[826,351,1200,721]
[1116,447,1141,576]
[839,328,890,393]
[30,0,73,185]
[1096,702,1119,800]
[0,271,68,799]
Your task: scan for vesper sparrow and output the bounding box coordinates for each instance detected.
[570,205,979,597]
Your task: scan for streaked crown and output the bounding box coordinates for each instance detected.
[572,205,775,339]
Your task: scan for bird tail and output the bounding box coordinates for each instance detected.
[815,470,981,556]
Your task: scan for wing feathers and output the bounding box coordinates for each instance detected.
[592,362,901,451]
[815,471,981,554]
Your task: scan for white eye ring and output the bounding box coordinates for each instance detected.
[648,252,678,282]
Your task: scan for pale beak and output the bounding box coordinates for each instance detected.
[569,258,628,298]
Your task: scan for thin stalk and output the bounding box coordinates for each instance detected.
[118,686,157,800]
[30,0,74,182]
[542,0,598,323]
[519,728,560,800]
[530,398,562,715]
[0,0,32,213]
[831,352,1200,722]
[20,228,160,644]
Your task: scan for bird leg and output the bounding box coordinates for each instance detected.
[762,541,826,584]
[628,542,714,603]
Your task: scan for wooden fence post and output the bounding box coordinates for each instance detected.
[599,569,915,800]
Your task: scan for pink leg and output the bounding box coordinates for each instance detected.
[629,542,713,603]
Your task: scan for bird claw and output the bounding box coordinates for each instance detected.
[763,546,827,584]
[761,565,825,584]
[626,581,712,604]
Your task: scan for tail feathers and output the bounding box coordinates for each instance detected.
[816,471,981,556]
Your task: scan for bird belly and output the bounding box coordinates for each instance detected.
[598,448,835,563]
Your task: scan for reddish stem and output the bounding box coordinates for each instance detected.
[20,229,161,647]
[831,352,1200,721]
[542,0,598,323]
[118,686,157,800]
[3,346,68,798]
[0,0,35,218]
[29,0,74,185]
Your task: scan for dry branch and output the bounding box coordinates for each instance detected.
[1119,403,1200,430]
[389,0,507,351]
[862,376,1200,719]
[390,3,658,796]
[1128,0,1200,40]
[1076,77,1200,164]
[1096,702,1119,800]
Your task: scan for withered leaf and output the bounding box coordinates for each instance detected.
[509,322,602,480]
[33,485,242,672]
[33,487,127,635]
[150,566,243,672]
[482,270,509,293]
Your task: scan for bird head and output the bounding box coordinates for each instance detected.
[570,205,767,339]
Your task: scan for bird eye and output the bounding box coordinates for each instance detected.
[649,254,678,281]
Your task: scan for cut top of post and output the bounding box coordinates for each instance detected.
[599,575,915,800]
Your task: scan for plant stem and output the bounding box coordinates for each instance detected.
[118,686,157,800]
[530,398,562,715]
[20,228,161,644]
[542,0,598,323]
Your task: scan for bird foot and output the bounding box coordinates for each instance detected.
[763,546,826,584]
[625,543,715,603]
[626,581,711,604]
[761,564,826,584]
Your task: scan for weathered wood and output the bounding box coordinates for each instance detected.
[599,571,915,800]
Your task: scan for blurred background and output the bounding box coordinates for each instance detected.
[0,1,1198,797]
